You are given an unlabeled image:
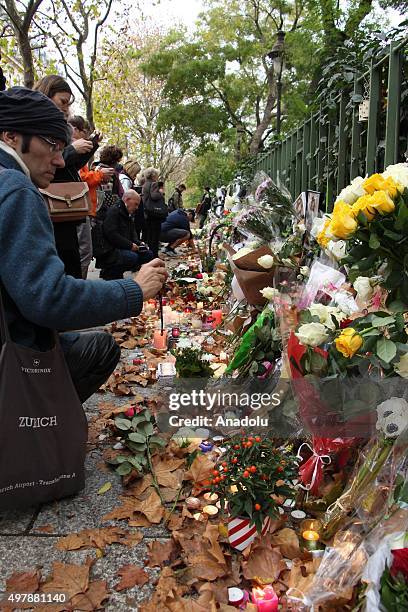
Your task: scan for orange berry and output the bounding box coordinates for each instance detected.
[232,457,238,464]
[212,470,219,476]
[214,476,220,484]
[277,466,284,472]
[254,503,261,511]
[250,465,257,473]
[243,470,250,478]
[246,442,252,448]
[222,461,228,467]
[234,445,240,450]
[255,437,261,442]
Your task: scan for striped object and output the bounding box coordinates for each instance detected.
[227,515,271,551]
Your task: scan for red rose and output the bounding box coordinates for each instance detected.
[125,406,135,418]
[196,273,203,279]
[391,548,408,581]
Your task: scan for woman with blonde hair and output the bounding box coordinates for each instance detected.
[119,159,141,191]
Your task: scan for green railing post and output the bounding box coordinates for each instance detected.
[350,77,363,179]
[317,107,326,193]
[295,127,302,196]
[385,41,401,167]
[337,93,347,192]
[366,59,381,175]
[290,131,296,198]
[302,119,311,192]
[310,113,318,190]
[326,114,336,211]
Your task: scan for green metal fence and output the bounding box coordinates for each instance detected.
[256,38,408,211]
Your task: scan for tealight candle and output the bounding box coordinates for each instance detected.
[186,497,201,510]
[228,587,245,608]
[290,510,307,522]
[211,309,223,327]
[153,329,168,350]
[203,492,218,502]
[202,504,218,516]
[252,585,278,611]
[219,351,228,363]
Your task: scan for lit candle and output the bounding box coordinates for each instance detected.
[197,302,204,310]
[203,492,218,502]
[301,530,320,551]
[171,327,180,338]
[153,329,168,350]
[252,585,278,611]
[219,351,228,363]
[202,504,218,516]
[211,309,223,327]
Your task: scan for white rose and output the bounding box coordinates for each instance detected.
[260,287,279,301]
[300,266,310,277]
[353,276,374,301]
[295,322,329,347]
[295,222,306,235]
[232,247,253,260]
[335,176,366,205]
[326,240,346,261]
[257,254,275,269]
[382,163,408,189]
[394,352,408,379]
[311,216,325,238]
[309,304,336,330]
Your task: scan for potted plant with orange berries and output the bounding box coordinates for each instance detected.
[208,433,298,547]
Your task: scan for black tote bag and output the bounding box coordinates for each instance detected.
[0,289,88,509]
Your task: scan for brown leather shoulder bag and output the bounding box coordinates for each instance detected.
[40,182,90,223]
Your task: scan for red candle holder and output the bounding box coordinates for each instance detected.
[171,327,180,338]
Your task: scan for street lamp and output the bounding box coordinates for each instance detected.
[267,31,285,135]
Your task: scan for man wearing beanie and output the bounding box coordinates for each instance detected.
[0,87,167,401]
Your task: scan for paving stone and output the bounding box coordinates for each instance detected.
[0,507,38,536]
[0,535,157,610]
[31,451,125,535]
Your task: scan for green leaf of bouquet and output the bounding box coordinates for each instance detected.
[128,432,146,444]
[369,233,380,249]
[376,338,397,363]
[388,300,408,313]
[371,315,396,327]
[131,415,148,428]
[114,418,132,431]
[116,462,132,476]
[138,421,154,436]
[149,436,166,447]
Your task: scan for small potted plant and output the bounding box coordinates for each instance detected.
[208,434,298,550]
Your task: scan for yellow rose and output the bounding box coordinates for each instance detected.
[335,328,363,358]
[368,190,395,215]
[329,200,358,239]
[352,195,376,221]
[317,218,331,247]
[363,174,400,199]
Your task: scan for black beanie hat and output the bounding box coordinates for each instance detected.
[0,86,70,144]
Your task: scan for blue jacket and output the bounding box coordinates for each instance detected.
[161,209,190,233]
[0,149,143,349]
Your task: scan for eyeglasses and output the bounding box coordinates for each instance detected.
[38,135,65,154]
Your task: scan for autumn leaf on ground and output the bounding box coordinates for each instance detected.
[115,565,149,591]
[69,580,110,611]
[146,540,178,567]
[6,569,41,593]
[133,490,165,523]
[241,536,283,583]
[42,560,92,600]
[203,524,226,566]
[152,456,185,489]
[97,482,112,495]
[56,527,125,552]
[120,530,144,547]
[185,454,215,484]
[103,497,142,522]
[270,528,301,560]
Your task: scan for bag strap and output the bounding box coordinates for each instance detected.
[0,285,11,344]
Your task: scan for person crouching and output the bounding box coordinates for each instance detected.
[100,189,154,279]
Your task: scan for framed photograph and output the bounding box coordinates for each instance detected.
[293,192,307,220]
[306,190,321,232]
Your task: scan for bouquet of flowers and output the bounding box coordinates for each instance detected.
[171,339,214,378]
[225,306,282,379]
[316,164,408,307]
[380,546,408,610]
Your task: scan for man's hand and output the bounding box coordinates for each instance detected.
[133,259,168,301]
[72,138,94,154]
[100,166,114,181]
[131,243,139,252]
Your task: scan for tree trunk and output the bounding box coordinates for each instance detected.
[249,90,276,155]
[17,30,35,88]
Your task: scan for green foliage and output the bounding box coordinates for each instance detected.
[209,434,298,532]
[107,407,165,478]
[185,145,236,206]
